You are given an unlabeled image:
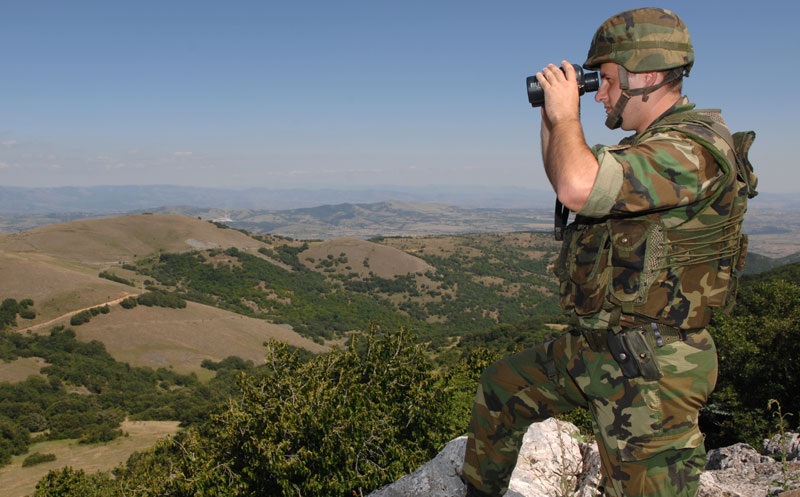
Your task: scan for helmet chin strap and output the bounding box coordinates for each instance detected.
[605,92,630,130]
[604,66,685,130]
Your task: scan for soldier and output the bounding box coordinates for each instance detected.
[463,7,754,497]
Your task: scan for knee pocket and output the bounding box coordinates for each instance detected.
[595,375,705,463]
[614,444,706,497]
[618,423,703,462]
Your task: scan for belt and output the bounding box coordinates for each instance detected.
[580,323,699,353]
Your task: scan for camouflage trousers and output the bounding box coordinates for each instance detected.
[463,328,718,497]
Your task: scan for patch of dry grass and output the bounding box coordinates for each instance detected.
[0,357,48,383]
[70,301,327,375]
[0,251,135,327]
[0,420,180,497]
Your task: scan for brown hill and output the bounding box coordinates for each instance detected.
[300,237,435,278]
[0,213,268,265]
[0,214,325,375]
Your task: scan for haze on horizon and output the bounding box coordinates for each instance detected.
[1,0,797,194]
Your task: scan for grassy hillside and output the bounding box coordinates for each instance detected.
[125,231,562,348]
[0,213,268,264]
[0,214,330,377]
[67,301,326,376]
[301,237,435,278]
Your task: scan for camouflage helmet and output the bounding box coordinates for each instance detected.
[584,7,694,75]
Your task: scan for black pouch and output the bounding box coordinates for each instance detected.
[606,327,663,381]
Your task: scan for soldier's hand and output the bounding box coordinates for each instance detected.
[536,61,581,126]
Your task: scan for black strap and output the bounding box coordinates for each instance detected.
[554,199,570,241]
[544,339,569,400]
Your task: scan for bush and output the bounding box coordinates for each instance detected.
[0,416,29,466]
[98,271,134,287]
[126,328,470,496]
[79,425,124,444]
[32,467,116,497]
[69,311,92,326]
[1,298,19,329]
[22,452,56,467]
[136,291,186,309]
[119,297,138,309]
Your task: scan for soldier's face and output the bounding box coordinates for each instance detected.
[595,62,622,115]
[595,62,650,131]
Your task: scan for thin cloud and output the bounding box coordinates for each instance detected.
[1,140,18,147]
[276,168,383,177]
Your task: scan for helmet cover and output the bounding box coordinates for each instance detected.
[584,7,694,75]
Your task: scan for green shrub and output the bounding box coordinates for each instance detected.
[1,298,19,329]
[119,297,138,309]
[69,311,92,326]
[22,452,56,467]
[110,328,471,496]
[79,425,123,444]
[98,270,134,287]
[137,291,186,309]
[32,467,116,497]
[0,416,29,466]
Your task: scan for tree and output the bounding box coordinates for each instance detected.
[0,416,29,466]
[704,278,800,448]
[33,467,116,497]
[205,327,458,496]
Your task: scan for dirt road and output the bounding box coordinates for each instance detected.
[15,293,138,333]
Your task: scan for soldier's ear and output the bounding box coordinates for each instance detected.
[639,71,662,87]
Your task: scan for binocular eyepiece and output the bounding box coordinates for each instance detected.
[526,63,600,107]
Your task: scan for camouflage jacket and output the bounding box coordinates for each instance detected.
[555,96,749,330]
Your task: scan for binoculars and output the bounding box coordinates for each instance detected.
[526,64,600,107]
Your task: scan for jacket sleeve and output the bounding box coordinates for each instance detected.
[578,130,726,218]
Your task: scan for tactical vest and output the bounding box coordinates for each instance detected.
[555,108,757,330]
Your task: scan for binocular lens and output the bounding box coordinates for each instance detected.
[526,63,600,107]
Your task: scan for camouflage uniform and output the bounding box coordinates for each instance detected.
[464,8,755,497]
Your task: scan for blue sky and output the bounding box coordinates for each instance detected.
[1,0,797,193]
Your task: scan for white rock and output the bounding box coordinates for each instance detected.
[368,418,600,497]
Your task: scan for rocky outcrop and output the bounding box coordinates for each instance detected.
[699,443,785,497]
[368,418,601,497]
[368,420,800,497]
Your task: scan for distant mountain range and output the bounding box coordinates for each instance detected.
[0,185,557,214]
[2,185,798,215]
[149,200,554,240]
[1,184,798,259]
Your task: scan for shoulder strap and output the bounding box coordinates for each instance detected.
[732,131,759,199]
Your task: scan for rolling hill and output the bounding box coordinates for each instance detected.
[0,214,326,375]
